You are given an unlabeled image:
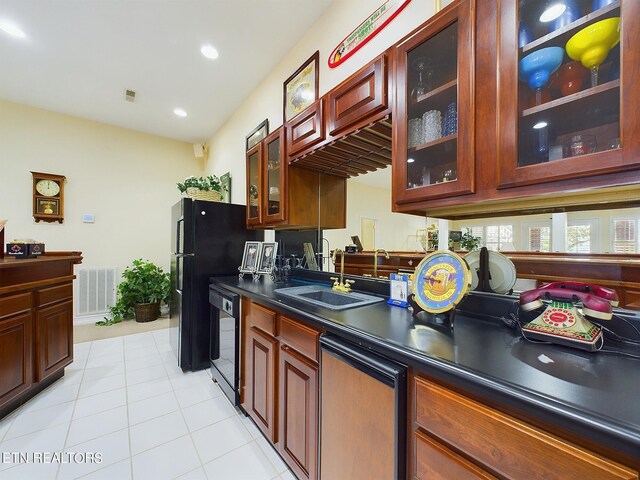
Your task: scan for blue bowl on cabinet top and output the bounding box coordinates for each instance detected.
[519,46,565,90]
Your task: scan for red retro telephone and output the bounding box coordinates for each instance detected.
[519,282,614,351]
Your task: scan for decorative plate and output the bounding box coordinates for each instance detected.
[412,251,472,314]
[464,250,517,294]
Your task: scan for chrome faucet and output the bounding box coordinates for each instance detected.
[330,248,355,292]
[373,248,390,278]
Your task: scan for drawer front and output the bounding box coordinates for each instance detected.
[286,99,325,158]
[415,377,637,480]
[328,54,387,136]
[37,283,73,307]
[415,430,496,480]
[0,292,32,319]
[279,315,320,362]
[249,302,277,337]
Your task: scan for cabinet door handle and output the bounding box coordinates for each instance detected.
[282,344,290,352]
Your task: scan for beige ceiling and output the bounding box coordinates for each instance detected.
[0,0,334,144]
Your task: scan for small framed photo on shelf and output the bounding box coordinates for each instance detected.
[283,51,319,122]
[239,241,262,277]
[257,242,278,275]
[246,119,269,151]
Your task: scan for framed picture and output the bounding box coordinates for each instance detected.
[246,119,269,151]
[257,242,278,274]
[283,51,319,122]
[239,241,262,274]
[220,172,231,203]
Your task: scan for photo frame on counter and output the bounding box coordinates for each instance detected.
[239,241,261,277]
[283,51,319,122]
[220,172,231,203]
[246,119,269,151]
[257,242,278,275]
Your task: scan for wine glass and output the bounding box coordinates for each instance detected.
[410,56,433,100]
[518,47,565,106]
[566,17,620,87]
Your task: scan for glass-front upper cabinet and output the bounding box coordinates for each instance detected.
[246,143,262,226]
[497,0,638,188]
[263,128,286,225]
[393,0,475,205]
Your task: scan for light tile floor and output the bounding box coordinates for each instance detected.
[0,329,295,480]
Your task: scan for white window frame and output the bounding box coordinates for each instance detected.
[461,224,514,251]
[522,221,552,252]
[566,218,600,253]
[611,217,639,253]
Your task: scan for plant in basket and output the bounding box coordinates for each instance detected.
[97,259,170,326]
[177,175,226,202]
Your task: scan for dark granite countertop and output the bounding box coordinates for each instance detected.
[212,275,640,462]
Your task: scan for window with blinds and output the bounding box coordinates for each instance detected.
[462,224,513,251]
[613,219,637,253]
[527,226,551,252]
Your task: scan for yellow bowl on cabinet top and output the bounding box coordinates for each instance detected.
[566,17,621,69]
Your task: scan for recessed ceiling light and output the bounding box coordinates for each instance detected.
[174,108,187,118]
[0,20,26,38]
[540,3,566,22]
[407,158,415,163]
[533,121,548,129]
[200,44,219,60]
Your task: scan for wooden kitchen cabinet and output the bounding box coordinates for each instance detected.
[246,126,346,230]
[246,142,263,227]
[392,0,640,219]
[0,253,81,417]
[286,99,325,159]
[411,374,638,480]
[279,343,318,480]
[393,0,475,205]
[35,299,73,382]
[288,53,393,178]
[241,300,321,480]
[0,309,32,409]
[327,53,388,137]
[496,0,639,189]
[246,326,278,443]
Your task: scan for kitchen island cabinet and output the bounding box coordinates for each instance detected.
[0,252,82,417]
[216,274,640,478]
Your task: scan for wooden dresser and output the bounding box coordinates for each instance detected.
[0,251,82,417]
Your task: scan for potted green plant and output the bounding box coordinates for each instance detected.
[460,228,481,251]
[97,259,170,326]
[177,175,225,202]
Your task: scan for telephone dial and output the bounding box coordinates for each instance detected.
[519,282,616,352]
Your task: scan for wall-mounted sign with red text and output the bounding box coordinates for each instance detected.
[328,0,412,68]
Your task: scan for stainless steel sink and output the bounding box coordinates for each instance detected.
[274,285,384,311]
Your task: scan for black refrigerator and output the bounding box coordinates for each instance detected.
[170,198,260,371]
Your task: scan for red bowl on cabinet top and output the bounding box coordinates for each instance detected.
[552,61,589,97]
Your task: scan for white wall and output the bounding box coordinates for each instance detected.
[0,99,200,272]
[204,0,440,205]
[323,180,426,253]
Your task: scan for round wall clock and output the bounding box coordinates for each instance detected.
[412,250,472,314]
[31,171,65,223]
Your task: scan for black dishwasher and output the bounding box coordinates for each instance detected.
[319,335,407,480]
[209,284,240,406]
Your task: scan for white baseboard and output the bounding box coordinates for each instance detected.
[74,313,107,326]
